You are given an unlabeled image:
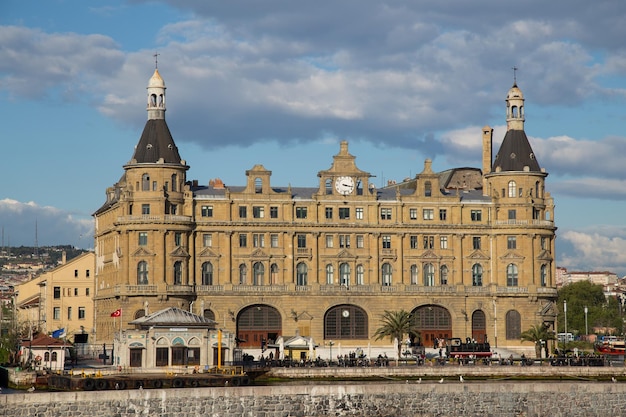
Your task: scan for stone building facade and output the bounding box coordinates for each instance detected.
[93,68,557,355]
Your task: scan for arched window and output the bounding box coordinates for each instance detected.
[203,309,215,321]
[472,264,483,286]
[410,264,419,285]
[440,265,448,285]
[134,309,146,320]
[202,262,213,285]
[423,263,435,286]
[326,264,334,284]
[325,178,332,195]
[239,264,247,284]
[173,261,183,285]
[508,181,516,198]
[324,305,368,339]
[356,264,364,285]
[340,263,350,287]
[270,263,279,285]
[507,264,518,286]
[535,181,540,198]
[44,352,50,361]
[540,264,547,287]
[253,262,264,285]
[137,261,148,285]
[506,310,521,339]
[296,262,308,286]
[381,263,392,286]
[255,177,262,193]
[142,173,150,191]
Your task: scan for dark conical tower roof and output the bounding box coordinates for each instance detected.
[132,119,182,164]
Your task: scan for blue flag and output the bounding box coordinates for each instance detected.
[52,328,65,338]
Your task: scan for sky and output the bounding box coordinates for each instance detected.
[1,1,626,275]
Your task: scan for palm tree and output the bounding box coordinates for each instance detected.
[373,310,420,359]
[520,324,555,358]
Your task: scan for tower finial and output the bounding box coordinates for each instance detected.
[512,66,518,85]
[154,52,160,69]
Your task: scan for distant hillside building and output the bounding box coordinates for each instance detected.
[93,68,557,356]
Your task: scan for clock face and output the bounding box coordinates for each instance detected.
[342,310,350,318]
[335,176,355,195]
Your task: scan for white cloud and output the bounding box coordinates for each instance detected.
[559,228,626,277]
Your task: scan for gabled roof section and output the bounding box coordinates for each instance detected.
[130,307,217,328]
[130,119,182,164]
[492,130,541,172]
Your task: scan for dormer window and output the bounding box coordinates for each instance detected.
[255,177,262,193]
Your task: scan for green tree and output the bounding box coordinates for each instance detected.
[520,324,555,358]
[373,310,420,359]
[558,281,622,336]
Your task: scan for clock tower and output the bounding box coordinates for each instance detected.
[318,141,372,196]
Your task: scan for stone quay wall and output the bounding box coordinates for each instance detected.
[2,382,626,417]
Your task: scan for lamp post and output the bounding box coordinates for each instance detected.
[563,300,567,350]
[585,306,589,340]
[329,341,334,365]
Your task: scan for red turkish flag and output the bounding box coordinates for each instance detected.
[110,308,122,317]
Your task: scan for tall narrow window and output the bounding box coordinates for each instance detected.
[423,263,435,286]
[142,173,150,191]
[297,262,308,286]
[356,265,364,285]
[137,261,148,285]
[507,264,518,286]
[424,181,432,197]
[239,264,247,284]
[340,263,350,287]
[255,177,262,193]
[253,262,264,285]
[472,264,483,286]
[326,264,334,284]
[203,233,212,247]
[410,264,418,285]
[139,232,148,246]
[381,263,392,286]
[508,181,517,198]
[540,264,547,286]
[270,263,279,284]
[202,262,213,285]
[440,265,448,285]
[171,174,177,192]
[174,261,183,285]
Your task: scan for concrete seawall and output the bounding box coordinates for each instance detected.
[2,382,626,417]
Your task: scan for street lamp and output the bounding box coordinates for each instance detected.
[563,300,567,349]
[329,340,334,365]
[584,306,588,339]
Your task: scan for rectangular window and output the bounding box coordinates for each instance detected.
[53,307,60,320]
[153,181,158,191]
[86,270,90,278]
[139,232,148,246]
[270,234,279,248]
[440,236,448,249]
[356,235,364,248]
[423,236,434,249]
[239,206,247,218]
[326,235,334,248]
[471,210,482,221]
[325,207,333,219]
[297,234,306,248]
[508,209,516,220]
[141,204,150,215]
[296,207,308,219]
[339,235,350,248]
[78,307,86,320]
[74,269,78,277]
[253,234,265,248]
[541,236,547,250]
[86,288,90,296]
[203,233,212,247]
[439,209,447,221]
[410,208,417,220]
[54,286,61,299]
[67,307,72,320]
[355,207,363,220]
[170,204,177,215]
[339,207,350,219]
[174,232,182,246]
[382,235,391,249]
[423,209,434,220]
[239,234,247,247]
[253,206,265,218]
[270,206,278,218]
[74,288,78,296]
[507,236,517,249]
[473,236,481,250]
[201,205,213,217]
[410,235,418,249]
[380,208,392,220]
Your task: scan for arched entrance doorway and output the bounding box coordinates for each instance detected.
[236,305,282,349]
[411,305,452,347]
[471,310,488,343]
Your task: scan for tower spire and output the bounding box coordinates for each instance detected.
[154,52,160,69]
[147,61,166,120]
[512,66,518,85]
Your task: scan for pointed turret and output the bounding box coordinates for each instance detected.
[128,68,184,165]
[492,82,541,173]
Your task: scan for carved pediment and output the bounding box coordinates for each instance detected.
[467,249,489,260]
[251,249,268,259]
[131,247,155,257]
[170,247,190,258]
[536,250,553,261]
[337,249,354,259]
[198,247,220,258]
[419,250,440,260]
[500,251,525,261]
